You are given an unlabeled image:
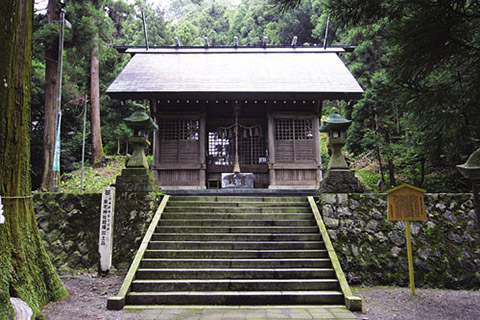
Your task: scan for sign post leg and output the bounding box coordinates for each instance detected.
[405,220,415,294]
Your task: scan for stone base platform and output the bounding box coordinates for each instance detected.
[319,169,365,193]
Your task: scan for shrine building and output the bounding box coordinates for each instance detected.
[107,46,363,190]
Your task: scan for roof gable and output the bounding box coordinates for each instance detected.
[107,47,363,100]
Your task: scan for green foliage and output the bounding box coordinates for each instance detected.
[354,169,382,193]
[61,156,126,193]
[30,0,480,193]
[324,0,480,192]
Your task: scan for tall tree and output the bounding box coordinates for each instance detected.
[90,0,105,165]
[90,32,104,165]
[40,0,60,190]
[0,0,68,317]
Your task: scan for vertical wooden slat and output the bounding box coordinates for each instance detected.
[267,112,276,187]
[199,112,206,188]
[313,115,322,186]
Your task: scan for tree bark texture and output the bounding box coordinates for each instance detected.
[90,35,104,165]
[0,0,68,318]
[40,0,59,190]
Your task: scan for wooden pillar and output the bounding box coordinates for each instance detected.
[151,100,160,182]
[314,100,323,186]
[199,112,206,188]
[267,112,276,187]
[313,115,322,187]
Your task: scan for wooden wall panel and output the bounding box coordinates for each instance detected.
[156,170,200,186]
[276,169,317,184]
[274,140,294,162]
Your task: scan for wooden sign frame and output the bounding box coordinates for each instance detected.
[387,184,427,221]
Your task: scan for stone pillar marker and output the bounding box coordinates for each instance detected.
[319,108,364,193]
[99,186,115,274]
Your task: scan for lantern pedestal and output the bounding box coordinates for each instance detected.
[319,169,365,193]
[127,136,150,168]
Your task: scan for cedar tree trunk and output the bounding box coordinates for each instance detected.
[90,35,104,165]
[40,0,59,190]
[0,0,68,318]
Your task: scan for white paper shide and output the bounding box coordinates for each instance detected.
[0,196,5,224]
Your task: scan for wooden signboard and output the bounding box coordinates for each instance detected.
[386,183,427,295]
[387,184,427,221]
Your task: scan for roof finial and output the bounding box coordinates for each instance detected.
[234,36,239,47]
[204,37,209,47]
[174,36,181,47]
[263,36,268,48]
[291,36,298,47]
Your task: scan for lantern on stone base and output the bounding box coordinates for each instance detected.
[319,108,364,193]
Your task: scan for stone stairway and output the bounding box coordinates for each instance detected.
[119,195,345,306]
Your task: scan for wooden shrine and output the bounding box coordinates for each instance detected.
[107,46,363,190]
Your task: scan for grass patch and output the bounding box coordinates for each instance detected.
[60,156,126,193]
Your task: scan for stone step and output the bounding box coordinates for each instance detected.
[126,291,344,305]
[150,233,321,242]
[130,279,340,292]
[155,226,320,234]
[164,207,311,213]
[140,258,332,269]
[148,241,325,250]
[157,219,317,227]
[167,201,310,208]
[161,212,313,220]
[169,196,307,203]
[143,249,329,259]
[135,268,337,280]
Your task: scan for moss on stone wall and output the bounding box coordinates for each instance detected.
[33,191,162,271]
[319,193,480,289]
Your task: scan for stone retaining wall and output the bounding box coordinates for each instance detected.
[319,193,480,289]
[34,192,480,288]
[33,192,161,272]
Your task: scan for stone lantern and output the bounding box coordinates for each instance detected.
[457,149,480,243]
[319,108,364,193]
[123,107,158,168]
[114,107,160,265]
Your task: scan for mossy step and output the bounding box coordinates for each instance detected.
[148,240,325,250]
[150,233,321,242]
[143,249,329,259]
[139,258,331,269]
[161,213,313,220]
[164,207,312,213]
[169,196,307,203]
[130,278,340,292]
[134,268,336,280]
[167,201,310,208]
[157,219,317,227]
[155,226,320,234]
[126,291,344,305]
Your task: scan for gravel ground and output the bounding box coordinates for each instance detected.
[41,272,480,320]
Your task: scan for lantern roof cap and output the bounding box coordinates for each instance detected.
[319,108,352,132]
[123,107,158,132]
[457,148,480,179]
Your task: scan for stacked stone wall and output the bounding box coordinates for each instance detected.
[319,193,480,289]
[34,193,102,271]
[33,192,161,272]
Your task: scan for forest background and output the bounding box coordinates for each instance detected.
[31,0,480,193]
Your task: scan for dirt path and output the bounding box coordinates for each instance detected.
[353,287,480,320]
[41,272,480,319]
